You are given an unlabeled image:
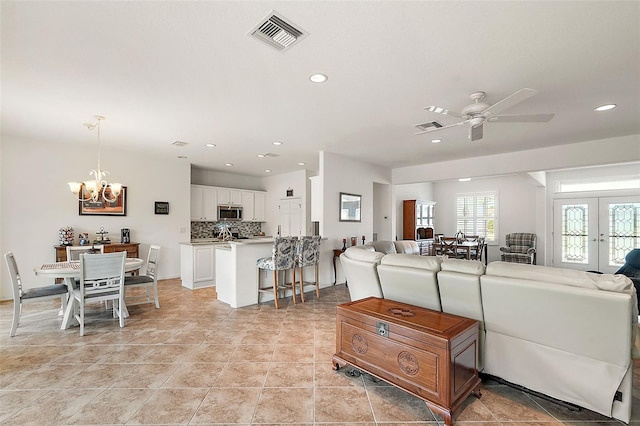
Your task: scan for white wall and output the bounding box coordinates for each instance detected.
[433,174,539,264]
[191,167,265,190]
[0,137,190,300]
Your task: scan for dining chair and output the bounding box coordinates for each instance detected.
[4,252,69,337]
[124,245,160,308]
[471,237,486,261]
[257,236,298,309]
[66,245,106,291]
[295,235,321,302]
[72,251,126,336]
[439,237,459,258]
[66,245,104,261]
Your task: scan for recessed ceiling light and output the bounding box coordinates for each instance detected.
[225,163,233,167]
[595,104,616,112]
[257,154,266,158]
[272,141,283,146]
[309,73,328,83]
[205,143,216,147]
[431,139,442,144]
[459,178,471,182]
[265,169,272,173]
[298,162,305,166]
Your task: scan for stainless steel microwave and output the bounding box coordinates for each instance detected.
[218,205,243,221]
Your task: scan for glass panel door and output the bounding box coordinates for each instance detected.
[553,197,640,273]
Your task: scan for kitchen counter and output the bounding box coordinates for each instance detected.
[183,236,273,245]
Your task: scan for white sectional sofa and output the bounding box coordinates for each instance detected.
[339,244,638,423]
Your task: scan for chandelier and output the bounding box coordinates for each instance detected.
[67,115,122,203]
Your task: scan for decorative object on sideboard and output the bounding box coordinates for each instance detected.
[58,227,74,246]
[351,237,357,247]
[155,201,169,215]
[362,235,366,245]
[94,227,111,244]
[342,238,347,251]
[121,228,130,243]
[339,192,362,222]
[68,115,123,204]
[78,232,89,246]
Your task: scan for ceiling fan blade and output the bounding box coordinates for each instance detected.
[424,105,463,118]
[469,123,483,141]
[483,88,538,116]
[415,120,467,135]
[488,113,555,123]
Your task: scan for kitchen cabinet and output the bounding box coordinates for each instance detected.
[241,190,266,222]
[180,243,216,289]
[191,185,218,221]
[218,188,242,205]
[278,198,303,236]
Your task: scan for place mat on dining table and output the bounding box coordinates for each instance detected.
[40,262,80,270]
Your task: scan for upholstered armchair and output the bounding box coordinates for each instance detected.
[500,233,537,264]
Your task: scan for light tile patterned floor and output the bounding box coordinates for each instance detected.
[0,278,638,425]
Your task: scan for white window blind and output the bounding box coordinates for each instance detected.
[456,191,498,243]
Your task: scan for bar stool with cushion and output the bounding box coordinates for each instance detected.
[257,237,298,309]
[124,245,160,308]
[296,235,321,302]
[4,252,70,337]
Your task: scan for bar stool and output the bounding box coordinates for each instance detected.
[257,236,298,309]
[296,235,321,302]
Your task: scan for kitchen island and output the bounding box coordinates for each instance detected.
[215,238,274,308]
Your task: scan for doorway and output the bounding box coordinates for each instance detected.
[553,197,639,273]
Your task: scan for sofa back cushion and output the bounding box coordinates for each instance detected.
[437,258,487,370]
[393,241,420,255]
[340,247,384,301]
[364,241,397,254]
[377,254,442,310]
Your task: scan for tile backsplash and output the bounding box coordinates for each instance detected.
[191,221,262,239]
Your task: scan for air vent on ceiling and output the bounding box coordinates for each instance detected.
[414,121,444,132]
[249,11,308,52]
[172,140,188,147]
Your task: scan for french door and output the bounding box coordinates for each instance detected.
[553,197,640,273]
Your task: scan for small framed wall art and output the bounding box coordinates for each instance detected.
[155,201,169,215]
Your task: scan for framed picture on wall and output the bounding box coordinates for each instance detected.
[339,192,361,222]
[78,185,127,216]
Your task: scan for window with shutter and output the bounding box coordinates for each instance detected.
[456,192,498,243]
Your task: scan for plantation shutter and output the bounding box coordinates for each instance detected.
[456,191,498,243]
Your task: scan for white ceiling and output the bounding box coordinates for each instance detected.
[2,1,639,177]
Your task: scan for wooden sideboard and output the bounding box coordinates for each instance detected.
[54,242,140,262]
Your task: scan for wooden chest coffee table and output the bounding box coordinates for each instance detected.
[333,297,481,425]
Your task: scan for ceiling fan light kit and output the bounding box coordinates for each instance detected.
[417,88,555,141]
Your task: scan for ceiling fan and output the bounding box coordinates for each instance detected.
[416,88,555,141]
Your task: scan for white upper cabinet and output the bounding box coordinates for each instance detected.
[253,192,266,222]
[241,190,266,222]
[219,188,242,205]
[278,198,302,236]
[191,185,218,221]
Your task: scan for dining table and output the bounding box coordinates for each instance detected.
[34,257,144,329]
[433,240,487,264]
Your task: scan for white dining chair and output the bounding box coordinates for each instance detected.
[4,252,69,337]
[72,251,126,336]
[66,245,104,261]
[124,245,160,308]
